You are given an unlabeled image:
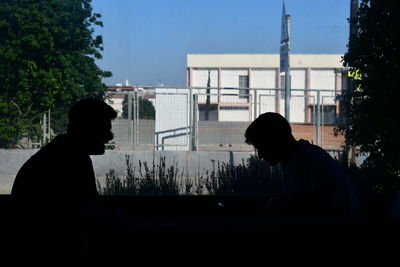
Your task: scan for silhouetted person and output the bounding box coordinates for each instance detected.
[245,112,363,216]
[12,98,116,200]
[10,98,117,266]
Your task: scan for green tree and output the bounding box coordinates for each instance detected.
[0,0,111,148]
[342,0,400,175]
[122,94,155,120]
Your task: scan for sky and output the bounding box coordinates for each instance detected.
[92,0,351,87]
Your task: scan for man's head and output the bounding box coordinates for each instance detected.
[67,98,117,155]
[245,112,295,165]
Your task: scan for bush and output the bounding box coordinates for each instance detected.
[204,155,283,195]
[98,155,182,195]
[347,164,400,195]
[97,154,283,196]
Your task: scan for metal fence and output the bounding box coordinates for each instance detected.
[106,87,345,152]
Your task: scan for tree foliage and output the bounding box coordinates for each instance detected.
[122,94,155,120]
[342,0,400,175]
[0,0,111,148]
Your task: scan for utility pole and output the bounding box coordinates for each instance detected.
[280,2,291,121]
[205,70,211,121]
[284,14,291,121]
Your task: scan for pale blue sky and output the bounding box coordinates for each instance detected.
[92,0,350,86]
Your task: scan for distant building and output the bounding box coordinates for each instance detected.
[153,54,346,151]
[105,55,346,152]
[186,54,346,123]
[106,85,155,117]
[106,85,134,116]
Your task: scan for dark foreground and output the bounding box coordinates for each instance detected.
[1,194,399,266]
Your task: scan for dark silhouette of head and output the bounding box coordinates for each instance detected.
[245,112,296,165]
[67,98,117,155]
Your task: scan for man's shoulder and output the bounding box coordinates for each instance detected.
[44,134,70,149]
[294,139,339,167]
[19,135,72,171]
[299,140,346,173]
[36,134,70,154]
[298,139,330,155]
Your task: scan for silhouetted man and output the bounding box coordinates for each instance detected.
[245,112,362,216]
[10,98,117,265]
[12,98,116,202]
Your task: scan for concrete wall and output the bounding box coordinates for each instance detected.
[92,150,253,178]
[0,146,364,194]
[251,69,276,88]
[0,149,254,194]
[0,149,38,194]
[192,69,218,87]
[187,54,343,68]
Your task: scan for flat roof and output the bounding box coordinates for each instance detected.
[187,54,344,68]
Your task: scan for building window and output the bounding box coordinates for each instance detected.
[219,106,249,111]
[310,105,337,125]
[239,75,249,99]
[199,104,218,121]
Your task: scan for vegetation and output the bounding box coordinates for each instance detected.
[341,0,400,176]
[98,153,399,196]
[121,95,155,120]
[97,154,283,196]
[0,0,110,148]
[204,156,283,195]
[98,155,182,195]
[347,163,400,194]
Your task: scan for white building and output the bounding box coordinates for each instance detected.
[186,54,345,123]
[106,85,155,117]
[154,54,346,151]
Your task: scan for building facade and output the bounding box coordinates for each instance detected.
[105,54,347,152]
[186,54,345,124]
[151,54,347,151]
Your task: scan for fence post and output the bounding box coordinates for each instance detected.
[253,89,258,120]
[135,91,139,149]
[127,91,133,148]
[316,90,321,147]
[189,87,193,151]
[321,96,325,149]
[191,94,198,151]
[42,113,47,145]
[48,109,51,140]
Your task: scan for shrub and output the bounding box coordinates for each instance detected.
[97,154,283,196]
[98,155,181,195]
[204,154,283,195]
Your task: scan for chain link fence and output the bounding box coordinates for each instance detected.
[106,87,344,153]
